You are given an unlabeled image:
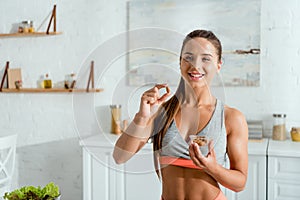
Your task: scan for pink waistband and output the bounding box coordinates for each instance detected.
[159,156,202,170]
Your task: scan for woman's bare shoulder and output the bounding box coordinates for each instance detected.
[224,105,245,118]
[224,105,247,135]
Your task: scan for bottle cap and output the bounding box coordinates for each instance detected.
[110,105,121,109]
[273,114,286,118]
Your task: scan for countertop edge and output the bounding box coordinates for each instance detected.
[80,133,272,154]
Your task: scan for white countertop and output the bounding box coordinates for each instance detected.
[79,132,153,150]
[79,132,120,147]
[268,139,300,157]
[248,139,268,155]
[80,133,271,155]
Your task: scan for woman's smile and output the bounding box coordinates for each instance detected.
[188,72,206,81]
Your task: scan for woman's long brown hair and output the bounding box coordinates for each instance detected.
[152,29,222,154]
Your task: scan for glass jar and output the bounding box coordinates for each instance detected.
[43,73,52,89]
[21,20,32,33]
[272,114,286,141]
[290,127,300,142]
[110,105,122,134]
[64,73,76,89]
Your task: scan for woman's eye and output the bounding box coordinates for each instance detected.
[184,55,193,61]
[202,57,211,62]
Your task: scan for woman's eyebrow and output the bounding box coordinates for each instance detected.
[202,53,213,57]
[184,52,213,57]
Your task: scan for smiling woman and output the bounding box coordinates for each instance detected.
[113,29,248,200]
[179,31,222,88]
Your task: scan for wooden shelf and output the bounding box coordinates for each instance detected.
[0,88,103,93]
[0,32,62,38]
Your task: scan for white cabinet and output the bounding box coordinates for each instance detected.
[81,134,300,200]
[225,139,268,200]
[81,134,270,200]
[80,134,161,200]
[268,140,300,200]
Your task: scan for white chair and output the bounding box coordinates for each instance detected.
[0,134,17,198]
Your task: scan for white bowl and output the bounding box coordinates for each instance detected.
[189,135,210,156]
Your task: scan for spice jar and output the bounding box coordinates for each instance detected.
[272,114,286,141]
[19,20,34,33]
[43,73,52,89]
[110,105,122,134]
[21,21,31,33]
[290,127,300,142]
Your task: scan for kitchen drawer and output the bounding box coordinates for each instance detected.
[268,179,300,200]
[268,156,300,180]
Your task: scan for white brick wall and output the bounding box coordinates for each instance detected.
[1,0,300,199]
[0,0,125,199]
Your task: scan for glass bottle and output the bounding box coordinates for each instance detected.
[110,105,122,134]
[272,114,286,141]
[29,21,34,33]
[43,73,52,89]
[22,21,31,33]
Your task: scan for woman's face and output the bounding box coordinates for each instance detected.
[180,37,221,88]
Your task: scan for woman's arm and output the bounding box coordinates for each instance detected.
[113,84,171,164]
[113,114,153,164]
[189,107,248,192]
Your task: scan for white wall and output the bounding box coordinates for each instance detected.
[98,0,300,137]
[1,0,300,199]
[227,0,300,135]
[0,0,126,199]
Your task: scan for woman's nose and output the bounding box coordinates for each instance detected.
[191,57,204,70]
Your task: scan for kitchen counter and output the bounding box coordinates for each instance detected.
[268,139,300,157]
[248,138,268,155]
[80,134,300,200]
[80,133,269,154]
[79,132,152,150]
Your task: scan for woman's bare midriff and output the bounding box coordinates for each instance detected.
[161,165,221,200]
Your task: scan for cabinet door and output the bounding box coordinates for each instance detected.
[225,155,266,200]
[124,150,161,200]
[268,156,300,200]
[83,147,126,200]
[83,146,161,200]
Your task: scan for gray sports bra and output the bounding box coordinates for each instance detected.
[160,99,227,165]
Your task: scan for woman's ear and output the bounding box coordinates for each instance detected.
[216,61,222,72]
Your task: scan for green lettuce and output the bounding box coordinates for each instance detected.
[3,182,60,200]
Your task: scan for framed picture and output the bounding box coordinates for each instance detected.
[127,0,261,87]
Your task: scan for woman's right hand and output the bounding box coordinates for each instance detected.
[114,84,170,163]
[134,84,171,125]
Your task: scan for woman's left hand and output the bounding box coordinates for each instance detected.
[189,140,218,172]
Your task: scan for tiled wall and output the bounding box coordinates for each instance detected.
[1,0,300,199]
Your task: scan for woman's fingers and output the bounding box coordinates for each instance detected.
[208,140,216,157]
[142,84,171,105]
[189,143,206,168]
[155,83,169,90]
[142,93,158,104]
[157,86,171,104]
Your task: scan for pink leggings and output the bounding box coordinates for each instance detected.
[161,190,227,200]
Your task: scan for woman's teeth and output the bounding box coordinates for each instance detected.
[189,73,204,78]
[191,74,201,78]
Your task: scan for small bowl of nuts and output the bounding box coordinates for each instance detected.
[189,135,210,156]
